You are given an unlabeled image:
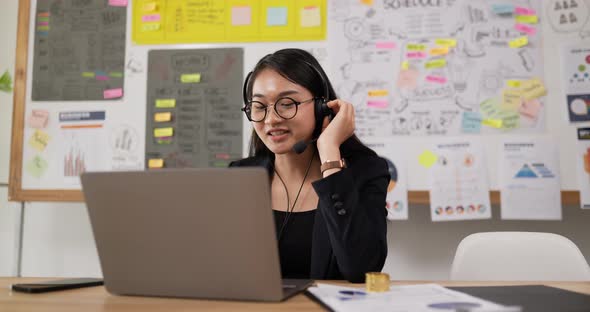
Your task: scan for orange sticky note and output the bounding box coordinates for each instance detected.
[301,6,321,28]
[148,158,164,168]
[154,112,172,122]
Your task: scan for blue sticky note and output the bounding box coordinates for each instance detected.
[462,111,482,133]
[491,4,514,15]
[267,7,288,26]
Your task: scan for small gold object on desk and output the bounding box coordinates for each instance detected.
[365,272,390,292]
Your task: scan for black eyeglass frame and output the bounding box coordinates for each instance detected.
[241,97,317,122]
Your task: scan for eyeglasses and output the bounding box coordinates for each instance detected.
[241,97,316,122]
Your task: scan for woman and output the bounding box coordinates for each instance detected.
[230,49,389,283]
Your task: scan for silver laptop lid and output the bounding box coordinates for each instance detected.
[81,168,284,301]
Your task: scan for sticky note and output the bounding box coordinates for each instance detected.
[142,23,160,32]
[426,75,447,84]
[109,72,123,78]
[37,12,50,17]
[401,60,409,70]
[462,111,482,133]
[419,150,437,168]
[515,15,538,24]
[491,4,514,15]
[361,0,374,5]
[368,89,388,97]
[376,42,396,49]
[429,47,449,56]
[108,0,127,7]
[156,136,173,144]
[480,98,501,118]
[181,73,201,83]
[301,6,321,27]
[396,69,419,90]
[367,100,388,108]
[502,89,523,109]
[27,109,49,129]
[499,110,520,129]
[148,159,164,168]
[521,78,547,100]
[515,23,536,35]
[82,72,95,78]
[407,51,427,59]
[25,155,48,178]
[406,44,426,51]
[267,7,288,26]
[154,112,172,122]
[155,99,176,108]
[425,59,446,69]
[154,127,173,138]
[506,79,522,88]
[37,21,49,26]
[37,26,49,31]
[519,98,541,120]
[509,36,528,48]
[142,14,161,22]
[143,2,157,11]
[515,7,535,15]
[482,118,503,128]
[434,38,456,47]
[96,75,109,81]
[103,88,123,99]
[231,6,251,26]
[29,129,51,152]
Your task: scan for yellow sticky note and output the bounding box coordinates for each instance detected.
[181,73,201,83]
[155,99,176,108]
[148,158,164,168]
[368,89,389,97]
[435,38,457,47]
[429,47,449,56]
[482,119,503,128]
[142,23,160,32]
[502,89,523,109]
[301,6,321,28]
[515,15,538,24]
[143,2,157,11]
[401,60,409,70]
[419,150,437,168]
[509,36,528,48]
[29,129,51,152]
[154,112,172,122]
[154,127,173,138]
[425,59,447,69]
[521,78,547,100]
[506,80,522,88]
[406,44,426,51]
[82,72,95,78]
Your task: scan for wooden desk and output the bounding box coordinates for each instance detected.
[1,278,589,311]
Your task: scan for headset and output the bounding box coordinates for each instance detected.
[242,60,334,139]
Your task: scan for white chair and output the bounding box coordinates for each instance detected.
[450,232,590,281]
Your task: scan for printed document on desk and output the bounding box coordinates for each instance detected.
[307,283,520,312]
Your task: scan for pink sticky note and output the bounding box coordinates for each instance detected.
[515,23,536,35]
[518,98,541,120]
[515,6,535,15]
[406,51,427,59]
[232,6,251,26]
[396,69,419,90]
[426,75,447,84]
[104,88,123,99]
[109,0,128,6]
[37,21,49,26]
[96,75,109,81]
[367,100,388,108]
[376,42,396,49]
[27,109,49,129]
[142,14,161,22]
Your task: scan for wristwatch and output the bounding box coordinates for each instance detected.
[321,159,346,173]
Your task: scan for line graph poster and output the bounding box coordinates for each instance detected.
[328,0,545,137]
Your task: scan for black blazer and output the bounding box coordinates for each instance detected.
[229,148,389,283]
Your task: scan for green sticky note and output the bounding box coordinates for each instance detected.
[155,99,176,108]
[419,150,437,168]
[181,73,201,83]
[25,155,48,178]
[0,70,13,92]
[480,98,501,118]
[82,72,95,78]
[500,110,520,130]
[109,72,123,78]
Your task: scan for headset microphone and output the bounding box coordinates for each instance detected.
[292,138,318,154]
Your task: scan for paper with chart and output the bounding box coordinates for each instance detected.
[499,137,562,220]
[561,42,590,122]
[328,0,545,138]
[307,283,515,312]
[577,127,590,209]
[428,139,491,221]
[363,138,408,220]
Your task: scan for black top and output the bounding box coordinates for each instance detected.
[229,138,390,283]
[273,209,316,279]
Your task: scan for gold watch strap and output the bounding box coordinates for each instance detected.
[321,159,346,173]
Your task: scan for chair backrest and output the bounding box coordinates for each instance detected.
[450,232,590,281]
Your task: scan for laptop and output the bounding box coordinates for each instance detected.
[81,168,312,302]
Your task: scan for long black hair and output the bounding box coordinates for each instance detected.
[243,48,375,159]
